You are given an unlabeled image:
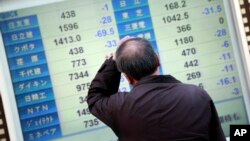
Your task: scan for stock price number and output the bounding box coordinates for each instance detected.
[76,82,91,92]
[105,40,117,48]
[96,27,115,37]
[84,118,100,128]
[220,52,232,61]
[100,16,112,24]
[222,64,234,72]
[69,46,84,55]
[181,48,197,56]
[163,12,189,24]
[177,24,192,33]
[217,76,237,86]
[59,22,79,32]
[186,71,201,80]
[215,28,227,37]
[232,88,240,95]
[165,0,187,11]
[221,40,230,48]
[68,70,89,81]
[175,36,194,46]
[184,59,199,68]
[61,10,76,19]
[71,58,87,68]
[54,34,82,46]
[197,83,204,89]
[77,107,90,117]
[79,96,87,104]
[203,5,222,15]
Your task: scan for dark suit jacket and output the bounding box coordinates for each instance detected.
[87,58,226,141]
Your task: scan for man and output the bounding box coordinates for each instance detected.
[87,37,226,141]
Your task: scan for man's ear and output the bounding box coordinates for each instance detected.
[124,74,136,85]
[155,53,160,66]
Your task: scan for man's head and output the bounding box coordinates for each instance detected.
[115,37,160,83]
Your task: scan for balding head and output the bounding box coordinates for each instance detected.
[115,37,159,81]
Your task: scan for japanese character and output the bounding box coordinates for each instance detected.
[29,43,35,50]
[125,24,132,31]
[46,116,53,124]
[122,12,129,19]
[16,58,24,66]
[19,83,25,91]
[31,55,39,63]
[137,33,144,38]
[19,71,26,77]
[41,117,46,125]
[41,80,47,86]
[26,120,33,127]
[23,18,30,26]
[40,92,47,99]
[31,93,39,101]
[35,132,42,139]
[26,31,33,38]
[26,82,31,89]
[43,130,49,136]
[8,22,15,29]
[28,133,34,140]
[120,0,126,7]
[50,128,57,135]
[26,69,34,76]
[16,20,23,27]
[138,21,146,28]
[11,34,18,41]
[19,33,25,40]
[144,32,151,40]
[134,0,140,4]
[25,95,32,102]
[136,9,143,17]
[34,68,41,75]
[22,44,29,52]
[131,22,139,30]
[33,81,39,87]
[14,46,20,53]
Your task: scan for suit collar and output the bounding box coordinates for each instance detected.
[134,75,181,87]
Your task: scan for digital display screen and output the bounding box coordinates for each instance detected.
[0,0,249,141]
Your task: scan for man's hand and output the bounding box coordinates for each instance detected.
[105,52,114,60]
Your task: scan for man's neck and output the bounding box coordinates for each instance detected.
[151,68,160,76]
[131,67,160,85]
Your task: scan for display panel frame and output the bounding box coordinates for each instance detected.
[226,0,250,129]
[0,30,24,141]
[0,1,66,140]
[0,0,249,141]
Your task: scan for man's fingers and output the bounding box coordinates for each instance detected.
[105,52,114,60]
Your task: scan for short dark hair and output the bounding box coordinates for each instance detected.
[115,38,159,80]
